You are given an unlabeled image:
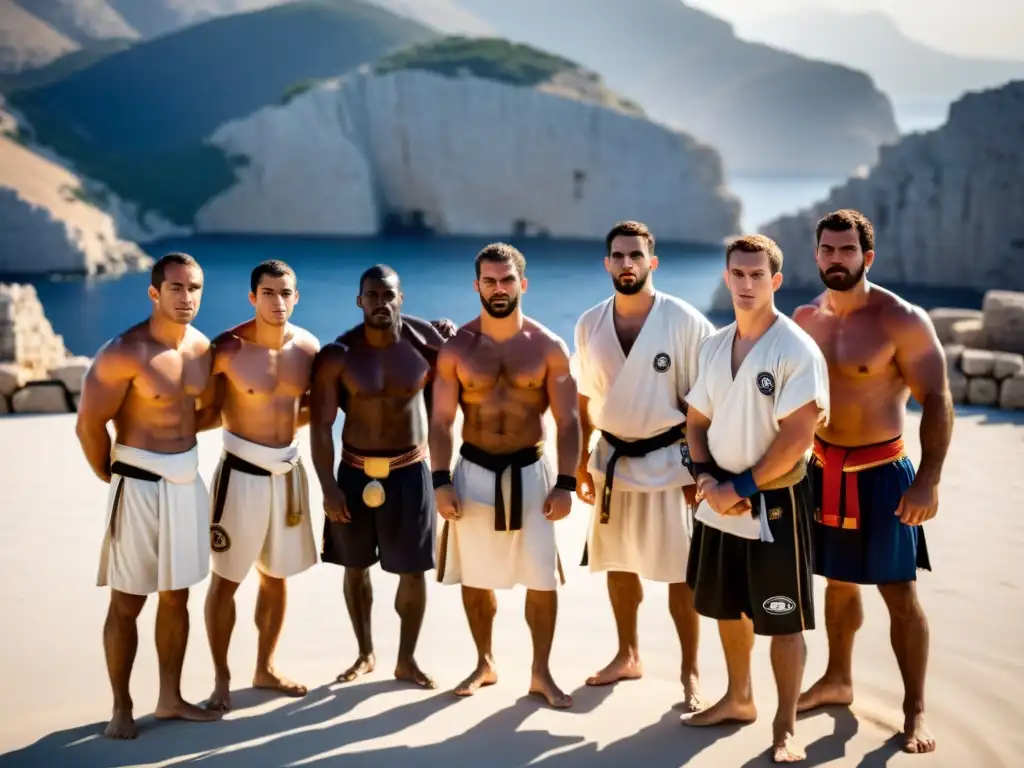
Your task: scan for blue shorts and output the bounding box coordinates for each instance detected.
[810,455,931,585]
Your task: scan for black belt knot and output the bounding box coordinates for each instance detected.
[599,423,686,524]
[459,443,544,531]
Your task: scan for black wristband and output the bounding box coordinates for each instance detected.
[692,461,717,478]
[431,470,452,489]
[555,474,577,492]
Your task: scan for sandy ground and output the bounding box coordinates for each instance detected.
[1,407,1022,767]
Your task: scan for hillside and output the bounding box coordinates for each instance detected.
[14,0,139,44]
[741,10,1024,110]
[106,0,279,39]
[451,0,900,176]
[0,0,80,74]
[0,38,133,93]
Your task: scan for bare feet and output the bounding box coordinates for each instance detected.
[254,667,308,697]
[796,676,853,713]
[903,713,936,754]
[453,661,498,697]
[103,709,137,740]
[206,677,232,712]
[154,697,223,723]
[772,738,807,763]
[395,657,436,689]
[681,694,757,727]
[336,653,376,684]
[674,670,706,713]
[585,653,642,686]
[529,669,573,709]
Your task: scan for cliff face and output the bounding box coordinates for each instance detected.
[0,130,151,276]
[195,67,740,243]
[0,0,80,74]
[758,82,1024,292]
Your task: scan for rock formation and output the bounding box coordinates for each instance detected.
[756,81,1024,293]
[196,65,740,243]
[0,126,152,276]
[0,0,80,74]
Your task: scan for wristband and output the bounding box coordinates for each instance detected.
[732,469,759,498]
[431,470,452,489]
[692,461,717,478]
[555,474,577,492]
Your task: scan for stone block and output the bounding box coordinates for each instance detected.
[948,370,968,403]
[0,394,8,414]
[951,318,984,347]
[943,344,964,374]
[993,352,1024,381]
[0,363,29,398]
[49,356,92,394]
[11,381,72,414]
[960,349,996,377]
[999,375,1024,410]
[982,290,1024,354]
[966,377,999,406]
[931,308,983,345]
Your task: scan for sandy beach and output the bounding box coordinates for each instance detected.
[1,407,1022,767]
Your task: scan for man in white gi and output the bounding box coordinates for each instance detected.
[430,243,580,709]
[76,252,222,739]
[681,234,830,764]
[573,220,714,711]
[197,260,320,711]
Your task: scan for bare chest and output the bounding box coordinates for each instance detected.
[613,314,646,357]
[458,338,546,393]
[343,341,430,399]
[806,314,895,380]
[132,349,210,403]
[225,344,312,400]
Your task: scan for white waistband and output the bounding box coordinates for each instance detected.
[111,443,199,485]
[223,431,299,475]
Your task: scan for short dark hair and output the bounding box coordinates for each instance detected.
[151,252,200,289]
[725,234,784,275]
[250,259,296,294]
[815,209,875,253]
[475,242,526,279]
[359,264,399,293]
[605,220,655,256]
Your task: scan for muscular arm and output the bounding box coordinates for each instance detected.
[546,339,581,476]
[296,337,322,430]
[685,406,712,466]
[893,306,953,486]
[428,345,460,472]
[577,394,595,464]
[308,344,345,493]
[75,343,134,483]
[751,400,822,487]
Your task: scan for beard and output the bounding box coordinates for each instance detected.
[366,310,396,329]
[481,293,518,318]
[820,261,866,292]
[613,270,649,295]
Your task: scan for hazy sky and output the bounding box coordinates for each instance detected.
[688,0,1024,61]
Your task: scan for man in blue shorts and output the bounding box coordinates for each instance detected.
[793,210,953,755]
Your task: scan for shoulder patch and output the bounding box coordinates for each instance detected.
[756,371,775,396]
[653,352,671,373]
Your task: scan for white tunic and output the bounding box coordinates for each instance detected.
[686,313,830,540]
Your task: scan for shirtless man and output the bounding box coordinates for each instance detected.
[76,252,222,739]
[793,210,951,754]
[197,260,321,711]
[430,242,580,709]
[310,265,456,689]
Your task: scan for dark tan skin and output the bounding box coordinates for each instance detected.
[430,257,580,709]
[74,261,222,740]
[792,227,952,755]
[309,274,448,690]
[196,272,320,712]
[573,233,704,712]
[682,248,820,764]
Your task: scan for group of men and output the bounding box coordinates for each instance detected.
[75,208,952,764]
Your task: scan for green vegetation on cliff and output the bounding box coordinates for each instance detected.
[374,36,581,87]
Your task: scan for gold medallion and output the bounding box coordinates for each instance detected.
[286,511,302,527]
[362,480,386,508]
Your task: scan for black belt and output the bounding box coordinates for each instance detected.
[211,452,271,527]
[460,443,544,531]
[599,423,687,524]
[109,461,162,537]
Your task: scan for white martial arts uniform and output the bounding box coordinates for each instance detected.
[686,314,830,540]
[209,431,318,584]
[97,444,210,595]
[437,450,563,591]
[574,291,715,583]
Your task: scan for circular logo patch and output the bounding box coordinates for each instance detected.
[210,524,231,553]
[763,596,796,615]
[653,352,671,373]
[756,371,775,396]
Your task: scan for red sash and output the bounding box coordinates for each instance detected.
[812,436,907,530]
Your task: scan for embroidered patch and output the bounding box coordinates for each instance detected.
[210,524,231,553]
[756,371,775,396]
[763,596,796,615]
[653,352,671,373]
[768,506,783,521]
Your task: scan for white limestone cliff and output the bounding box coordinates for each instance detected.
[195,68,741,243]
[754,81,1024,293]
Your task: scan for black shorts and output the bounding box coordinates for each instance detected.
[686,474,816,636]
[321,459,436,574]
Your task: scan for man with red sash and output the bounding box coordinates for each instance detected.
[793,210,952,756]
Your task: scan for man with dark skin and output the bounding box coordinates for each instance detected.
[430,243,580,709]
[793,209,951,755]
[197,260,321,712]
[309,265,456,689]
[76,252,222,740]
